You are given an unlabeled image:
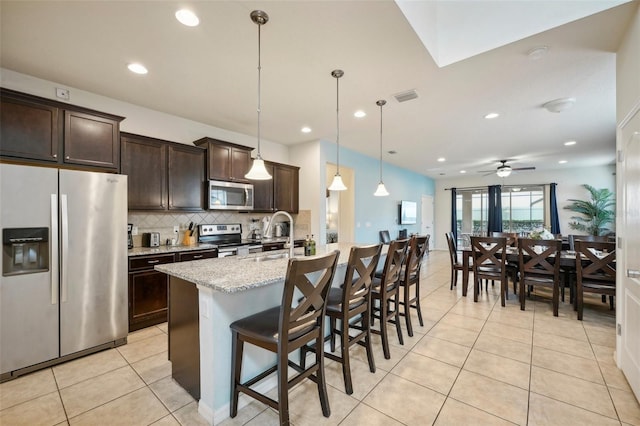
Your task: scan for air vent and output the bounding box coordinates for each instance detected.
[393,89,418,103]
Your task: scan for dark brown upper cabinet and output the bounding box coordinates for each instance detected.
[193,137,252,183]
[121,133,205,212]
[253,161,299,214]
[0,88,123,170]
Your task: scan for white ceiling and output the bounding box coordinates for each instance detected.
[1,1,637,179]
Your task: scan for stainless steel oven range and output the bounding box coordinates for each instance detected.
[197,223,262,257]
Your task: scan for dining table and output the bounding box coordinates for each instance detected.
[459,246,581,300]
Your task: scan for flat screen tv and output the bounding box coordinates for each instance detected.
[399,200,417,225]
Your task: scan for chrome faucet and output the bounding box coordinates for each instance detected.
[264,211,295,258]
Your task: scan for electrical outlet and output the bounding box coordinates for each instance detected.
[173,225,179,234]
[55,88,70,100]
[132,226,138,235]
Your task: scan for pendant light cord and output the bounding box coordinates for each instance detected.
[256,21,262,160]
[335,75,340,174]
[379,102,383,181]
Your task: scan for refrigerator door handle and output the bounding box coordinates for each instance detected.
[51,194,59,305]
[61,193,69,303]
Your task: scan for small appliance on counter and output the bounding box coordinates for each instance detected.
[142,232,160,247]
[127,224,134,249]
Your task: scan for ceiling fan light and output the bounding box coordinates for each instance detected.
[245,157,272,180]
[496,167,512,177]
[329,174,347,191]
[374,181,389,197]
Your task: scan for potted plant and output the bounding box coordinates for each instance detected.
[564,184,615,236]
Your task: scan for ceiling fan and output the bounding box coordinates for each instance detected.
[478,160,536,177]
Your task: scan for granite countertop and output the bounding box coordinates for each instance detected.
[155,242,387,294]
[128,243,218,257]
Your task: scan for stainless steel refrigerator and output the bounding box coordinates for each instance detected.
[0,163,128,380]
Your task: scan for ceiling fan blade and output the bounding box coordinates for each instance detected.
[477,169,495,173]
[512,166,536,171]
[481,171,495,176]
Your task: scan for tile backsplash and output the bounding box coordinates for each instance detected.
[128,210,310,247]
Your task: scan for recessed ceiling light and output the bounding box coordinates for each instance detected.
[175,9,199,27]
[301,126,311,133]
[543,97,575,113]
[437,157,446,162]
[484,113,500,119]
[558,160,568,164]
[564,140,577,146]
[127,63,148,74]
[354,110,366,118]
[460,170,467,174]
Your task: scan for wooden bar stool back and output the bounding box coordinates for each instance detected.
[314,243,382,395]
[398,235,429,337]
[229,250,340,425]
[371,238,409,359]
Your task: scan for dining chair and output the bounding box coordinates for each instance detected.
[229,251,340,425]
[445,232,471,290]
[517,238,562,316]
[489,231,520,295]
[398,235,429,337]
[471,236,508,306]
[574,240,616,320]
[305,244,382,395]
[568,234,610,304]
[371,238,409,359]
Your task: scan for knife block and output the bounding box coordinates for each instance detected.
[182,234,196,246]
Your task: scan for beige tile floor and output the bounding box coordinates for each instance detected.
[1,251,639,425]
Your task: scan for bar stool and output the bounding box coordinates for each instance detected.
[324,244,381,394]
[398,235,429,337]
[371,238,409,359]
[229,250,340,425]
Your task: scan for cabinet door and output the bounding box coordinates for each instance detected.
[128,270,168,331]
[64,110,120,169]
[274,164,299,213]
[231,148,251,182]
[253,162,275,212]
[0,95,59,162]
[168,144,205,211]
[121,136,167,210]
[207,143,232,181]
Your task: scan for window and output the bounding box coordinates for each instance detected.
[456,185,546,245]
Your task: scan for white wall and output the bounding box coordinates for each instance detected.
[0,68,290,163]
[433,165,616,250]
[289,141,323,241]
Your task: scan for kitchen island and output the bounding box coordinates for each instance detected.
[155,242,382,425]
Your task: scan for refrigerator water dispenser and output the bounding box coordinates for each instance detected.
[2,228,49,276]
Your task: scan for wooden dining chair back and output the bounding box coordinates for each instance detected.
[371,238,409,359]
[574,241,616,320]
[490,232,520,293]
[230,250,340,425]
[313,243,382,395]
[471,236,508,306]
[446,232,470,290]
[490,232,519,248]
[568,234,608,251]
[518,238,562,316]
[398,235,429,337]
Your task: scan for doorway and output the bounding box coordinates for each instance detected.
[421,195,434,250]
[325,164,354,244]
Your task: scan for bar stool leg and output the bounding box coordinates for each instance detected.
[230,330,243,418]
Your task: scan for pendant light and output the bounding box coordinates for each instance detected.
[328,69,347,191]
[245,10,272,180]
[374,99,389,196]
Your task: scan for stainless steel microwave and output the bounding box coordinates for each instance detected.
[208,180,254,210]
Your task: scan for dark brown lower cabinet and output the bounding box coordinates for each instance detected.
[128,253,175,332]
[168,277,200,400]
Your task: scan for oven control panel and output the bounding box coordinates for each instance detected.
[198,223,242,236]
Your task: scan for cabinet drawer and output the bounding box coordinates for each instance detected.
[262,243,284,252]
[128,253,176,271]
[178,250,218,262]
